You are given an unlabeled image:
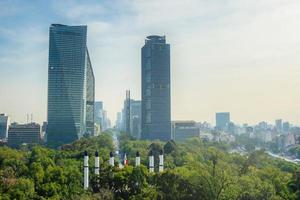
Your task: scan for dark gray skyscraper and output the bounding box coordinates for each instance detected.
[47,24,95,147]
[141,35,171,141]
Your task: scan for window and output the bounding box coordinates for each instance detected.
[146,112,151,123]
[146,72,151,83]
[146,100,151,109]
[146,88,151,96]
[146,59,151,70]
[145,47,151,57]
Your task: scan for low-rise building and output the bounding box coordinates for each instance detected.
[284,133,296,147]
[8,123,41,148]
[172,121,200,141]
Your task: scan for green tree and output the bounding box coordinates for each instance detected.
[7,178,35,200]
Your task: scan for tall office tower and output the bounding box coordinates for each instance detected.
[125,90,131,135]
[85,50,95,136]
[216,112,230,131]
[115,112,123,130]
[130,100,141,139]
[47,24,95,147]
[102,110,108,130]
[94,101,103,129]
[0,114,10,140]
[120,97,141,138]
[275,119,283,132]
[141,35,171,141]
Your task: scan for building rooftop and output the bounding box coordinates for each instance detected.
[145,35,166,44]
[9,123,40,128]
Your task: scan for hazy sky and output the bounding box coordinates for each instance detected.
[0,0,300,126]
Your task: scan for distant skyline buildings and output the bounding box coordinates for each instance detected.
[94,101,111,131]
[283,122,290,133]
[0,114,10,140]
[141,35,171,141]
[172,120,199,141]
[130,100,141,138]
[275,119,283,132]
[117,91,141,139]
[46,24,95,146]
[94,101,103,130]
[125,90,131,135]
[115,112,122,130]
[216,112,230,131]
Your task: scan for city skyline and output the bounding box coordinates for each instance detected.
[1,0,300,125]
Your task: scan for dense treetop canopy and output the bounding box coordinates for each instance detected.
[0,131,299,200]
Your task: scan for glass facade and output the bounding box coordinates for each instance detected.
[0,114,10,139]
[141,35,171,141]
[8,123,41,148]
[47,24,94,147]
[85,50,95,135]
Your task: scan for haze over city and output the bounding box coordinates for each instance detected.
[1,0,300,125]
[1,1,300,199]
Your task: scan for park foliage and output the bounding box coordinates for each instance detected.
[0,132,300,200]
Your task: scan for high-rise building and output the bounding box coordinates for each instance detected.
[120,94,141,138]
[95,101,103,129]
[227,122,236,135]
[95,101,103,111]
[125,90,131,134]
[41,121,47,141]
[103,110,109,130]
[85,50,95,136]
[8,123,41,148]
[94,101,111,131]
[47,24,95,147]
[115,112,123,130]
[216,112,230,131]
[275,119,283,132]
[130,100,141,138]
[283,122,290,133]
[0,114,10,140]
[141,35,171,141]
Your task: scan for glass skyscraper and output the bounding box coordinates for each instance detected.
[47,24,95,147]
[141,35,171,141]
[0,114,10,139]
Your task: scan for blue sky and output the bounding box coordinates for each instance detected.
[1,0,300,126]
